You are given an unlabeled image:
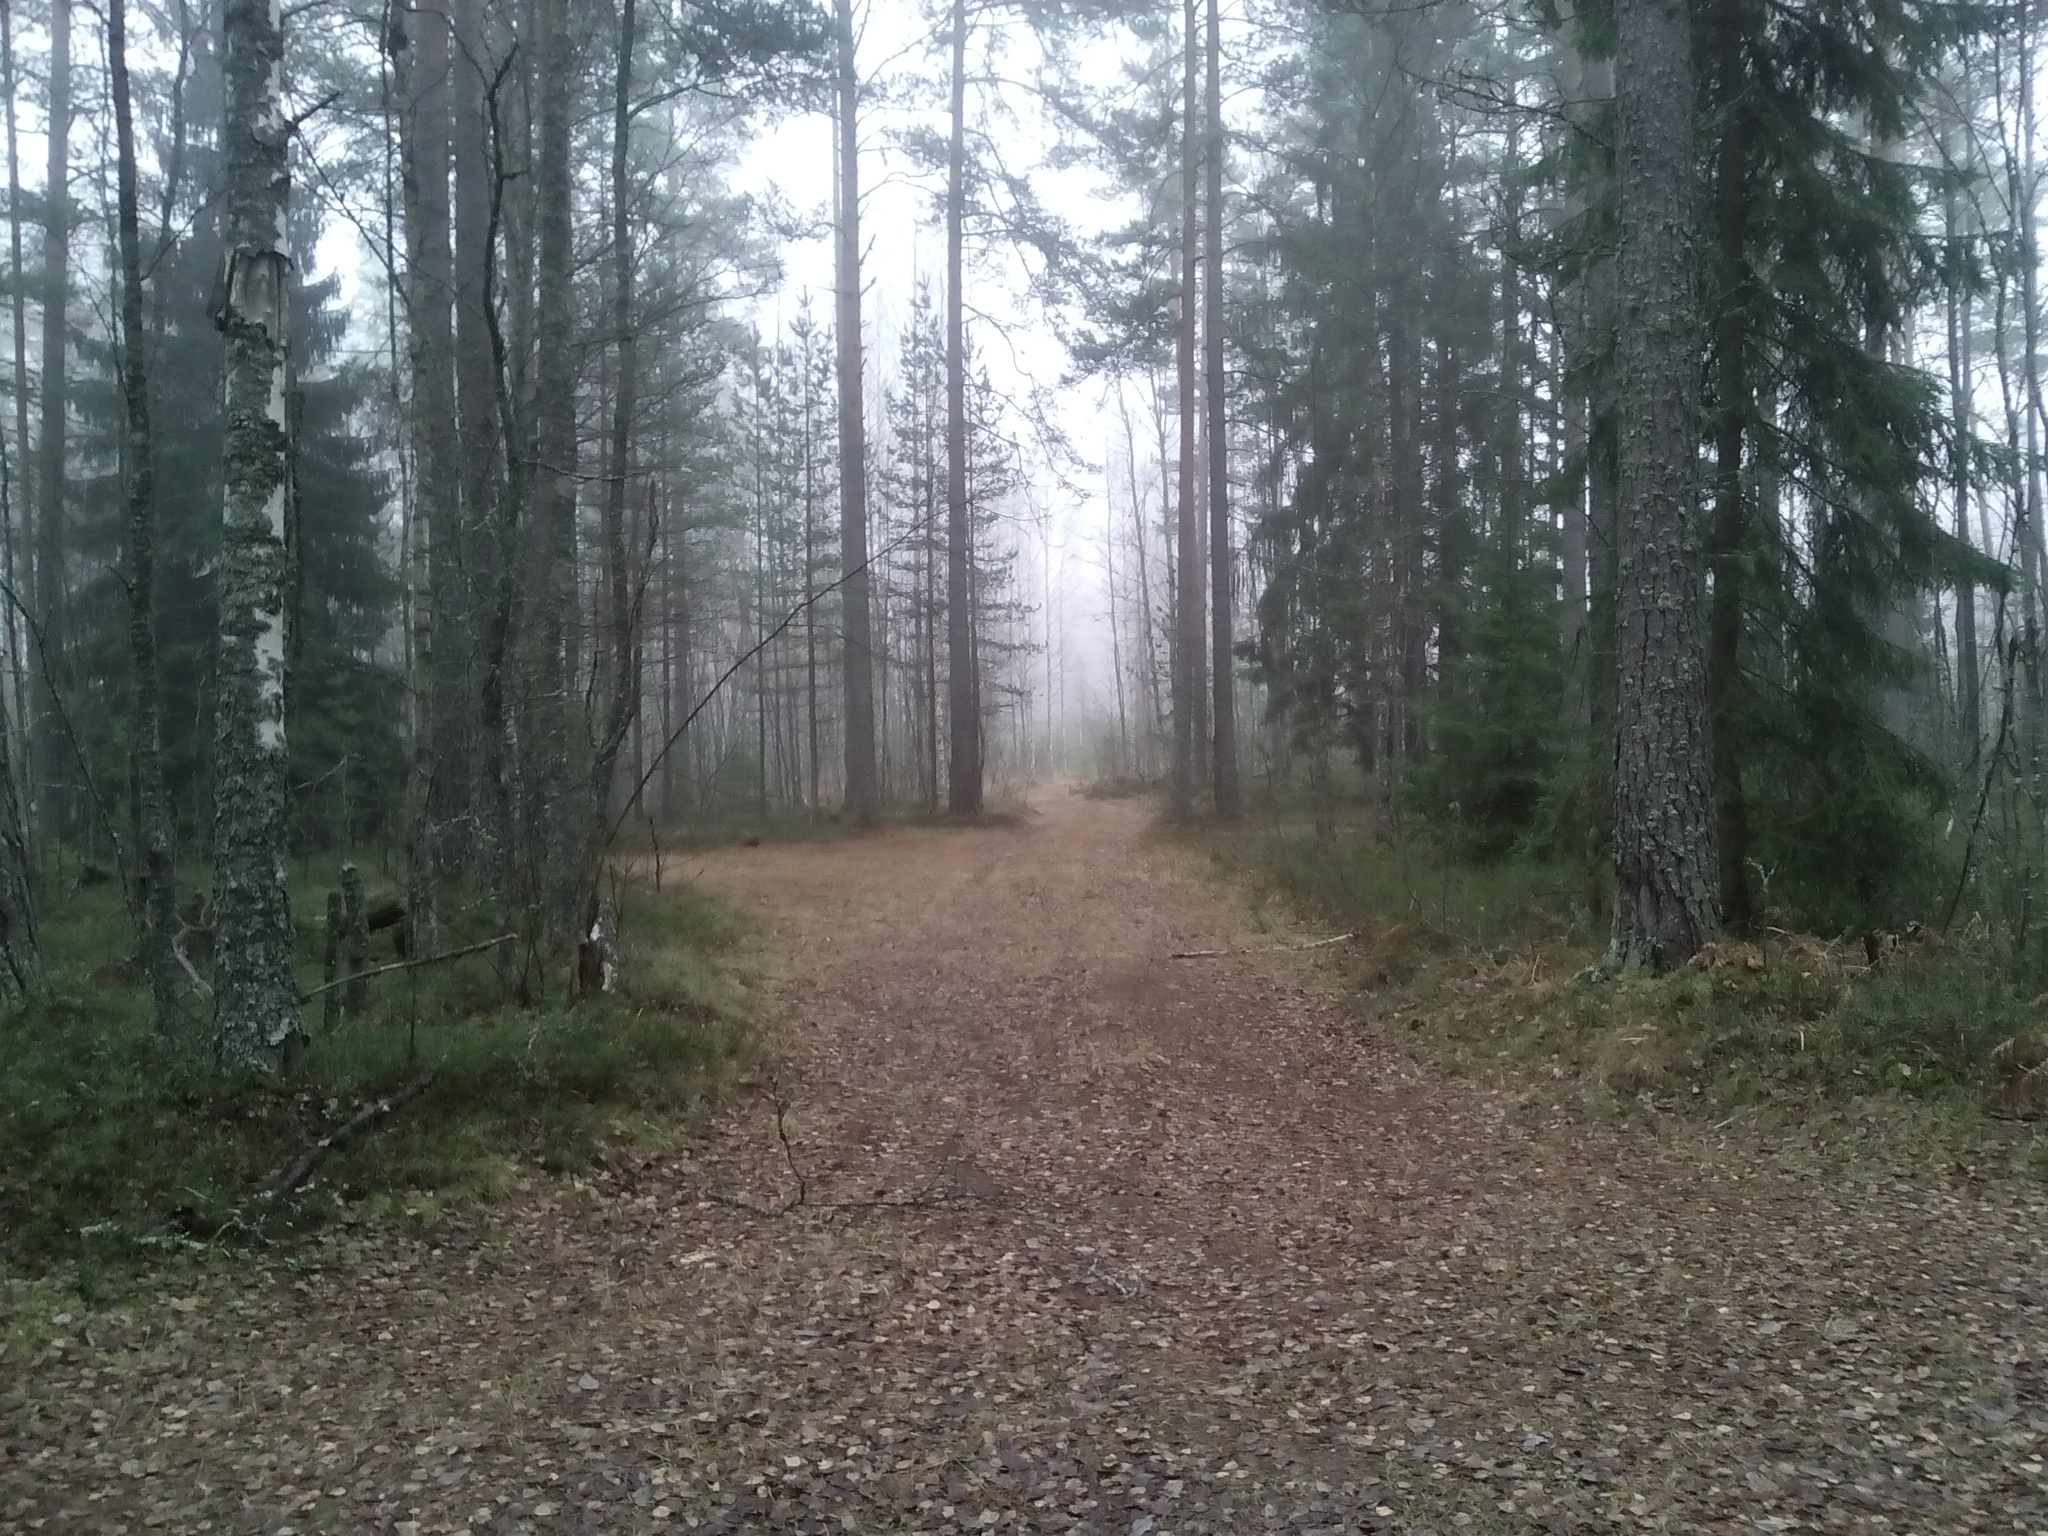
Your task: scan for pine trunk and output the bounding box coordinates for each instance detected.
[35,0,69,847]
[111,0,173,1031]
[1946,141,1980,764]
[0,0,27,1001]
[531,0,578,942]
[835,0,879,825]
[945,0,980,817]
[212,0,301,1067]
[1609,0,1719,969]
[580,0,642,932]
[1171,0,1203,822]
[1204,0,1237,817]
[3,0,29,800]
[1705,0,1752,930]
[396,0,456,957]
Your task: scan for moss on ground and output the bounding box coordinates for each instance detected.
[0,873,762,1279]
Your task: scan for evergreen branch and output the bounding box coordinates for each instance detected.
[0,573,141,933]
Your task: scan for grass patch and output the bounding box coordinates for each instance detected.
[649,809,856,853]
[1211,815,2048,1159]
[0,873,761,1278]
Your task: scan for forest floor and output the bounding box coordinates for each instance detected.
[5,789,2048,1536]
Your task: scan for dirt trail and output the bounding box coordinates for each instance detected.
[7,791,2048,1535]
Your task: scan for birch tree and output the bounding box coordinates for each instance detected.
[211,0,300,1067]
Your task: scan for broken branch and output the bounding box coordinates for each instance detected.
[298,933,514,1005]
[1169,931,1358,960]
[263,1073,434,1200]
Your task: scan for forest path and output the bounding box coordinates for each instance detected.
[8,790,2048,1535]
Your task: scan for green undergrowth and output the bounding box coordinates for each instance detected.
[1081,774,1163,802]
[0,872,761,1280]
[1207,814,2048,1169]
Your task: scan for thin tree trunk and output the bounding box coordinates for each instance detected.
[111,0,174,1032]
[804,369,821,814]
[836,0,879,824]
[35,0,69,848]
[395,0,455,956]
[1609,0,1719,968]
[531,0,578,939]
[1121,389,1164,762]
[1947,140,1981,765]
[945,0,980,816]
[2022,8,2048,765]
[452,0,497,816]
[1107,474,1127,774]
[475,0,533,975]
[212,0,300,1067]
[0,0,30,997]
[581,0,642,912]
[2,0,29,815]
[1171,0,1203,821]
[1205,0,1236,817]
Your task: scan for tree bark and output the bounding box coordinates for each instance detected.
[35,0,69,847]
[1705,0,1752,930]
[576,0,642,921]
[835,0,879,825]
[212,0,301,1067]
[945,0,981,816]
[1946,125,1980,765]
[0,0,29,1001]
[1609,0,1719,969]
[2,0,28,805]
[2021,10,2047,765]
[395,0,456,957]
[1204,0,1237,817]
[1171,0,1203,821]
[452,0,497,802]
[531,0,578,940]
[111,0,175,1032]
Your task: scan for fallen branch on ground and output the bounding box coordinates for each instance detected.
[298,933,514,1005]
[263,1073,435,1200]
[1170,931,1358,959]
[706,1075,1004,1218]
[708,1183,992,1218]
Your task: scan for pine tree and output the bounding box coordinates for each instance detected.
[1607,0,1718,968]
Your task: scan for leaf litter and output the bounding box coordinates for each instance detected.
[5,792,2047,1534]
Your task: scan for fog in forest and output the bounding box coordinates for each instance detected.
[8,0,2048,1527]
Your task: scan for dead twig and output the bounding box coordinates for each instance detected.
[709,1184,986,1218]
[171,922,212,999]
[262,1073,434,1200]
[1170,931,1358,960]
[298,932,514,1005]
[707,1076,1000,1218]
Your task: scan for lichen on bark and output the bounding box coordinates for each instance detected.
[210,0,300,1068]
